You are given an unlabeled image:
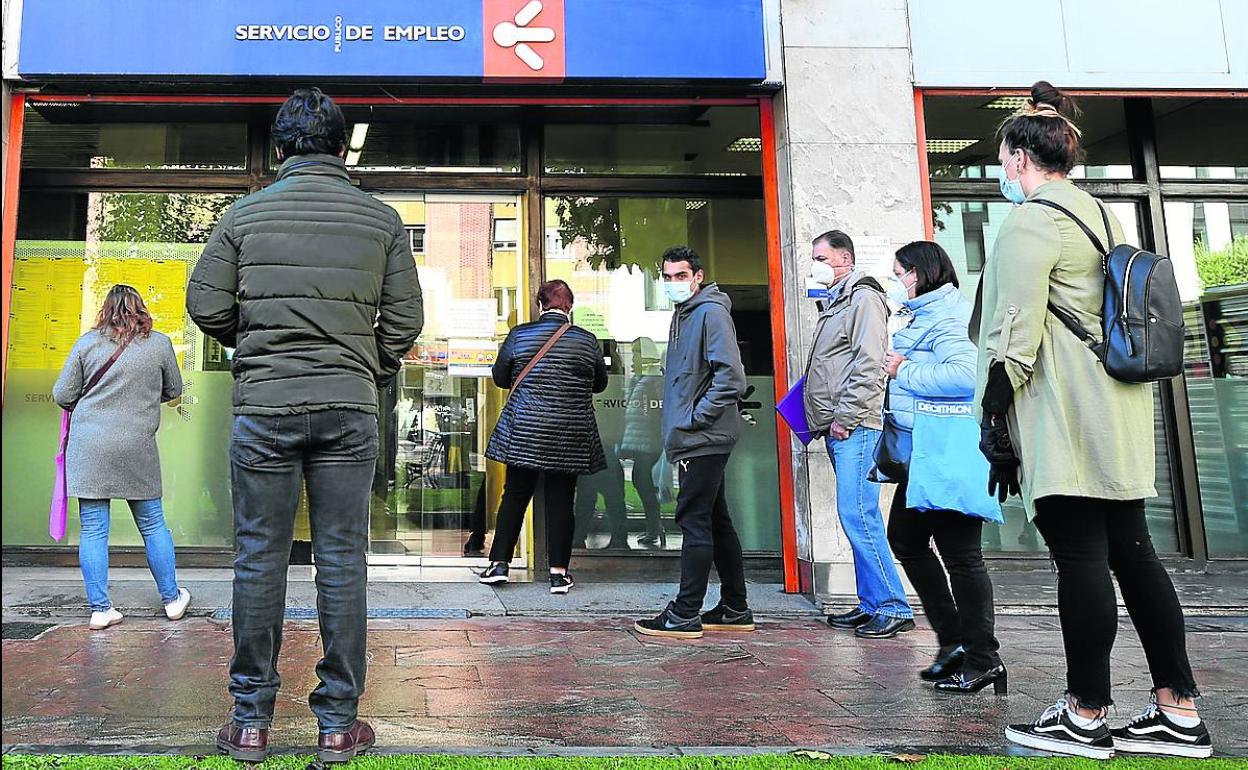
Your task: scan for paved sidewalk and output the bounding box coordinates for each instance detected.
[3,614,1246,756]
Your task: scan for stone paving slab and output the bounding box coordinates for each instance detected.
[3,615,1246,756]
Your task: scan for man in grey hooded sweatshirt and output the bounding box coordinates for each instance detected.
[635,246,752,639]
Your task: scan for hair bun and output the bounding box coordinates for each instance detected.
[1030,80,1076,116]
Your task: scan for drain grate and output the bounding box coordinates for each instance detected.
[2,622,56,640]
[211,607,470,621]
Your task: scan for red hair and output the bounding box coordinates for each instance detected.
[537,279,574,312]
[93,284,154,342]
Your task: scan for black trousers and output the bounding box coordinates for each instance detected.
[489,465,577,569]
[887,483,1002,674]
[574,446,628,543]
[671,453,748,618]
[629,451,663,536]
[1034,496,1199,709]
[228,410,377,733]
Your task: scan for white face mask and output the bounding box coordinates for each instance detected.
[810,260,841,287]
[887,272,915,306]
[664,281,695,304]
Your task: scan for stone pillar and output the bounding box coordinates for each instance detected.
[771,0,925,594]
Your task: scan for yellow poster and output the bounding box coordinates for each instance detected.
[7,258,85,369]
[84,258,188,363]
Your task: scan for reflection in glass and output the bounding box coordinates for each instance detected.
[1154,98,1248,180]
[923,96,1135,180]
[1166,200,1248,557]
[21,105,247,170]
[544,106,762,176]
[544,196,781,554]
[6,191,242,547]
[931,197,1180,553]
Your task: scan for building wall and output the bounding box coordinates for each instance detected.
[910,0,1248,89]
[771,0,926,589]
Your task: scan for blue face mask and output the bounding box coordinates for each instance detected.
[664,281,694,304]
[999,152,1026,205]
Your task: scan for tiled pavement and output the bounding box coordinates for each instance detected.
[3,614,1247,756]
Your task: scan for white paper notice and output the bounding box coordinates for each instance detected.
[446,299,497,339]
[854,236,895,283]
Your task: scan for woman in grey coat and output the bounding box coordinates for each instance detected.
[52,285,190,630]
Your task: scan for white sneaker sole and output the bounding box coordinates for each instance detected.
[479,576,508,585]
[89,616,123,631]
[1006,727,1114,760]
[1113,736,1213,758]
[550,584,573,595]
[165,590,191,621]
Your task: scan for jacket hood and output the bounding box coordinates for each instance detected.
[677,282,733,316]
[821,270,883,316]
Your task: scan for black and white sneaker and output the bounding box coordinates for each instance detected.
[701,603,755,632]
[634,603,703,639]
[1112,696,1213,758]
[549,573,574,595]
[1006,698,1115,760]
[478,562,509,585]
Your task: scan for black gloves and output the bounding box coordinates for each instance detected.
[980,413,1021,503]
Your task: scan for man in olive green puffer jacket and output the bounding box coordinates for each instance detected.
[188,89,422,764]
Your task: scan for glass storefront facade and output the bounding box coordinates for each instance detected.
[2,99,780,566]
[924,93,1248,559]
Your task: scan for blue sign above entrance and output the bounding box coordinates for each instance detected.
[18,0,766,81]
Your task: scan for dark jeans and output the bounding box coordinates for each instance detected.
[887,484,1002,673]
[1034,496,1199,709]
[489,465,577,569]
[671,453,748,618]
[574,446,628,543]
[629,451,663,536]
[228,410,377,734]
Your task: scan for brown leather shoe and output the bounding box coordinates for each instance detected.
[318,719,376,763]
[216,722,268,763]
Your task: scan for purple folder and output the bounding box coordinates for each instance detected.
[776,375,818,446]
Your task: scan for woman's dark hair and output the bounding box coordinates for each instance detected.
[998,81,1084,175]
[271,88,347,158]
[537,279,574,312]
[895,241,960,295]
[93,284,154,342]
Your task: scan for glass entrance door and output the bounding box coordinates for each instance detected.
[362,193,528,565]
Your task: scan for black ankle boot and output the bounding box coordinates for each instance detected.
[934,664,1008,695]
[920,645,965,681]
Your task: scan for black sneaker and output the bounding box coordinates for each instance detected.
[634,603,703,639]
[701,603,755,632]
[549,573,574,595]
[478,562,509,585]
[1112,696,1213,758]
[1006,699,1114,760]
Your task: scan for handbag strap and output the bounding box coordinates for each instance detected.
[71,334,134,411]
[509,322,572,397]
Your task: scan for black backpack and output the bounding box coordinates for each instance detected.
[1031,199,1184,384]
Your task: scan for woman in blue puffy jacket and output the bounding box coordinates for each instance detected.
[883,241,1005,695]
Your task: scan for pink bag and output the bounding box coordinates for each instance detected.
[49,333,133,542]
[49,411,70,542]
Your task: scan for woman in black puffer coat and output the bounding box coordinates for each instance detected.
[479,280,608,594]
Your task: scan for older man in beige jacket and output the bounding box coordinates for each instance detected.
[802,230,914,639]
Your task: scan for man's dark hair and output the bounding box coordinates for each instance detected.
[895,240,960,295]
[537,279,574,312]
[272,88,347,159]
[812,230,855,263]
[661,245,703,274]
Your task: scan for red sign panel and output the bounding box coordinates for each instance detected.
[483,0,566,80]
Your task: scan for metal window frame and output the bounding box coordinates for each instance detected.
[2,92,799,587]
[917,88,1248,566]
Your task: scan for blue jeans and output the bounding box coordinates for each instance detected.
[825,430,912,620]
[78,498,180,612]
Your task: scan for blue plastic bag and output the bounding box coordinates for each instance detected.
[907,398,1003,523]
